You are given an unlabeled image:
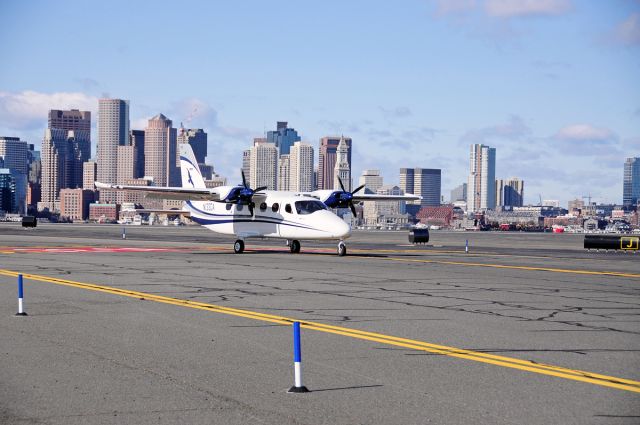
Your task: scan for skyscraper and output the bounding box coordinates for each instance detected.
[496,178,524,208]
[267,122,301,156]
[97,99,129,201]
[144,114,178,187]
[450,183,467,202]
[318,136,352,190]
[83,161,97,190]
[250,142,278,190]
[130,130,145,179]
[39,128,69,211]
[623,157,640,207]
[290,142,314,192]
[467,144,496,212]
[358,169,383,194]
[0,137,28,174]
[400,168,441,206]
[177,126,207,165]
[278,155,290,191]
[242,149,251,181]
[47,109,91,190]
[333,136,351,191]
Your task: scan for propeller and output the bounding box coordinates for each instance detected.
[325,177,365,216]
[225,170,267,216]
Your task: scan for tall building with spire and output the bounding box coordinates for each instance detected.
[333,136,351,191]
[318,136,352,190]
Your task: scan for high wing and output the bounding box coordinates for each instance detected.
[352,193,422,202]
[127,208,191,216]
[94,182,229,201]
[310,189,421,204]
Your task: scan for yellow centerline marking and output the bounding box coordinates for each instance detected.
[1,269,639,393]
[378,257,640,278]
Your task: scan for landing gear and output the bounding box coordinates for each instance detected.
[233,239,245,254]
[337,241,347,257]
[290,239,301,254]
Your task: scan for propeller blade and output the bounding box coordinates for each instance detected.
[254,186,268,193]
[352,184,365,195]
[249,202,254,217]
[338,176,346,192]
[241,169,248,188]
[349,202,357,217]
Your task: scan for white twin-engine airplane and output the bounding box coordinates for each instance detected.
[96,144,421,256]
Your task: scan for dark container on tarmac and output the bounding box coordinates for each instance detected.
[584,234,639,250]
[408,228,429,244]
[21,216,37,228]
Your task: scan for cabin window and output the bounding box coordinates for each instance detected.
[259,202,267,211]
[237,204,243,211]
[285,204,293,214]
[295,200,327,215]
[272,203,279,212]
[225,203,232,211]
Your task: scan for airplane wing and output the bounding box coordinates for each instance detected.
[352,193,422,202]
[128,209,191,216]
[95,182,226,201]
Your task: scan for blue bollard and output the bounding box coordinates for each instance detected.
[288,322,309,393]
[16,274,27,316]
[465,239,469,254]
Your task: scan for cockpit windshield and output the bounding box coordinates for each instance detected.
[295,200,327,215]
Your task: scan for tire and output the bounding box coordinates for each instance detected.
[290,240,301,253]
[338,241,347,257]
[234,240,244,254]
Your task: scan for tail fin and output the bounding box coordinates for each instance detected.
[179,144,206,189]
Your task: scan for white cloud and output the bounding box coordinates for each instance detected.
[613,12,640,46]
[434,0,477,16]
[0,90,98,131]
[485,0,572,18]
[460,115,531,145]
[554,124,616,143]
[379,106,412,119]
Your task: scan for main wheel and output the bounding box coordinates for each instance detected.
[233,239,245,254]
[290,239,301,253]
[337,241,347,256]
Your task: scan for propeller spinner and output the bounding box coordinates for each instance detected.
[324,177,365,216]
[225,170,267,216]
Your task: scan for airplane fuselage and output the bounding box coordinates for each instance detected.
[184,191,352,241]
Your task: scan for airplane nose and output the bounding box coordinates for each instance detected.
[333,217,351,239]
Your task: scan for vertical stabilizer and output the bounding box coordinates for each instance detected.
[179,144,206,189]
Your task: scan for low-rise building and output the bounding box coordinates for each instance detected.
[89,203,119,223]
[60,188,95,221]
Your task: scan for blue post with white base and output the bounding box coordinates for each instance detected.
[465,239,469,254]
[122,227,126,239]
[288,322,309,393]
[16,274,27,316]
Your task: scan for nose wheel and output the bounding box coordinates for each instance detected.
[337,241,347,256]
[233,239,245,254]
[289,239,301,253]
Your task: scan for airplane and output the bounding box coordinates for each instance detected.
[96,144,421,256]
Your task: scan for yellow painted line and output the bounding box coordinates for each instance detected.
[1,269,639,393]
[378,257,640,279]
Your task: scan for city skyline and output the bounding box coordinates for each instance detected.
[1,1,638,205]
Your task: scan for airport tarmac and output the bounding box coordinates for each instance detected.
[0,222,638,424]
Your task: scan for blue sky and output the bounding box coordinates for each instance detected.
[1,0,639,205]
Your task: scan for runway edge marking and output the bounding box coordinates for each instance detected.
[1,268,639,394]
